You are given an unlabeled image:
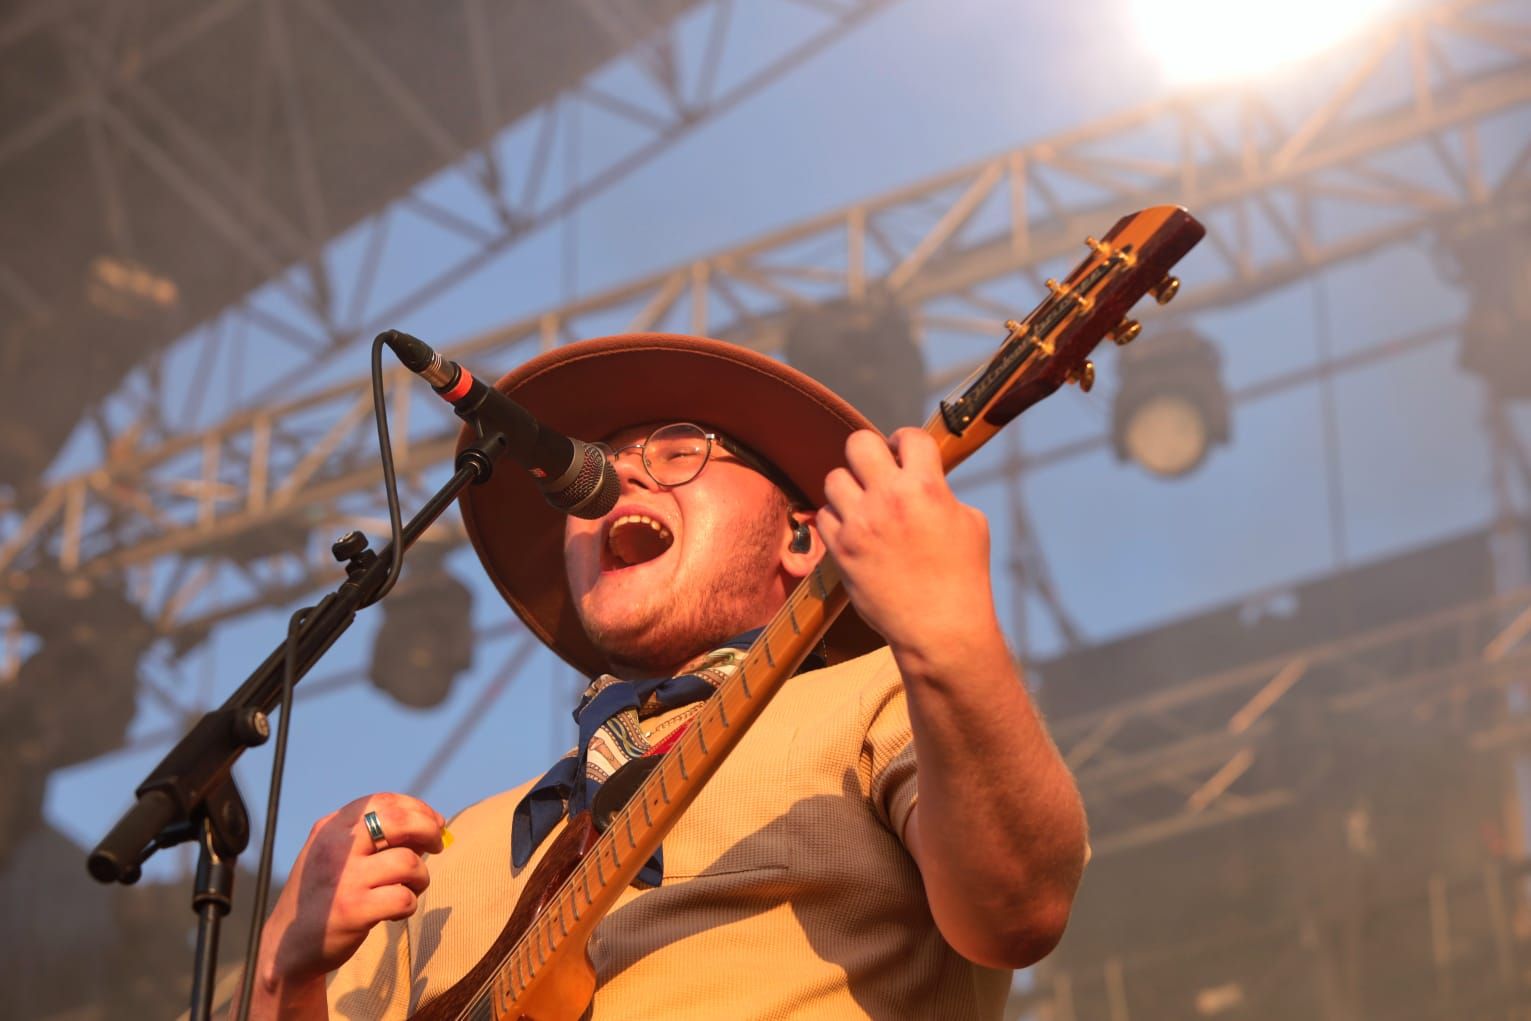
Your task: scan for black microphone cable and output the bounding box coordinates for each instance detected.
[234,334,409,1021]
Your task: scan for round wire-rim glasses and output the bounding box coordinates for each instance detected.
[597,422,808,506]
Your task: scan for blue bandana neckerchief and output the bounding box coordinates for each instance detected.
[511,628,824,887]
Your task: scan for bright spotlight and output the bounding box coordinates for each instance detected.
[1111,330,1230,478]
[1130,0,1398,86]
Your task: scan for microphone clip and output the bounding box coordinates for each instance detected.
[456,419,511,484]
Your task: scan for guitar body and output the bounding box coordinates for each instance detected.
[409,814,601,1021]
[499,952,596,1021]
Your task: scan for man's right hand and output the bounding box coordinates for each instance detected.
[244,793,446,1018]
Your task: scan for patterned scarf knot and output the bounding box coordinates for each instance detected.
[512,630,790,887]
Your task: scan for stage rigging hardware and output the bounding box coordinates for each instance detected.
[1,0,1525,912]
[0,0,897,495]
[0,6,1526,1015]
[1,0,1524,668]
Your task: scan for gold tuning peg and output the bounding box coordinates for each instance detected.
[1069,360,1095,393]
[1045,278,1066,297]
[1004,319,1022,333]
[1152,276,1180,305]
[1112,319,1142,346]
[1085,236,1111,256]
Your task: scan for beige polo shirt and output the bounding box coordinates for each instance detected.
[326,647,1010,1019]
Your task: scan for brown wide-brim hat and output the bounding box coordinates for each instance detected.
[456,332,886,677]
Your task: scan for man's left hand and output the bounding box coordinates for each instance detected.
[817,428,1003,672]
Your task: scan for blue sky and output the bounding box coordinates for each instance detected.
[40,0,1529,932]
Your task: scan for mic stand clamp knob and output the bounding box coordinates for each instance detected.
[331,530,370,561]
[232,707,270,748]
[331,530,379,582]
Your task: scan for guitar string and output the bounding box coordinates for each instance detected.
[455,229,1152,1016]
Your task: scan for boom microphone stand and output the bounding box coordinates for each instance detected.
[87,424,509,1021]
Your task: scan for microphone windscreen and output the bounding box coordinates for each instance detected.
[543,441,619,519]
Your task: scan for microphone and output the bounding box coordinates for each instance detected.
[380,330,619,520]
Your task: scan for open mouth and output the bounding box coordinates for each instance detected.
[603,512,675,571]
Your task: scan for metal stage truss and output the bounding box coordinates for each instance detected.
[0,0,898,492]
[1002,583,1531,1019]
[2,0,1527,656]
[1009,859,1531,1019]
[4,3,1531,1015]
[1058,583,1531,859]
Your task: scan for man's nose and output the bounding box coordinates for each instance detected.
[609,450,656,491]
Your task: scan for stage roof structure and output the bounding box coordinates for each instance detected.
[0,0,895,492]
[3,0,1526,644]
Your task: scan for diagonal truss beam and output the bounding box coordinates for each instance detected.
[1060,584,1531,856]
[0,0,900,437]
[2,0,1528,647]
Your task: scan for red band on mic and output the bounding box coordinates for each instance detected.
[442,367,474,403]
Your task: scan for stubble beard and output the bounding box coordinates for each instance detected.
[577,490,788,676]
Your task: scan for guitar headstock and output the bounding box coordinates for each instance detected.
[933,206,1205,464]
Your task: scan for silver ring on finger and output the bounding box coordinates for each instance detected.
[363,810,388,852]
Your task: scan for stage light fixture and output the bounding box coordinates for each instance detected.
[2,571,154,781]
[1129,0,1395,86]
[368,550,474,709]
[203,516,318,566]
[1111,330,1230,478]
[1435,198,1531,399]
[784,299,927,434]
[86,255,179,319]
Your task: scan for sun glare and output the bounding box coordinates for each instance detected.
[1130,0,1401,86]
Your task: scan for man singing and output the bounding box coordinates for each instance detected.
[243,333,1088,1019]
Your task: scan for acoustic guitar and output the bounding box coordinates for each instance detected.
[411,204,1206,1021]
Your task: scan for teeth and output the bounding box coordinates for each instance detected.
[608,514,672,543]
[606,513,674,566]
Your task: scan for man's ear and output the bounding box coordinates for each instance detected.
[781,510,822,578]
